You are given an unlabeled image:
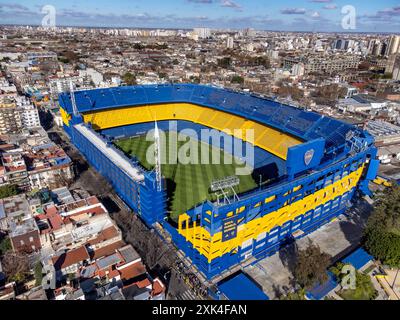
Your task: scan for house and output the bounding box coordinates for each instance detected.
[51,246,90,277]
[78,244,166,300]
[0,194,42,253]
[9,217,41,253]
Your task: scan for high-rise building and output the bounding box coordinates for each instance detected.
[243,28,255,37]
[193,28,211,39]
[390,55,400,80]
[388,35,400,55]
[226,37,234,49]
[0,98,22,134]
[0,96,40,134]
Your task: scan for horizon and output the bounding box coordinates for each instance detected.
[0,0,399,33]
[1,23,399,36]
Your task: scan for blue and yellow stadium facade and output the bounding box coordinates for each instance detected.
[59,84,379,279]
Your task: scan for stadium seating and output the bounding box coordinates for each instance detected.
[59,84,362,152]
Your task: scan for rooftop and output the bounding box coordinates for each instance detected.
[52,246,90,270]
[218,272,269,301]
[0,195,30,219]
[118,245,141,263]
[9,217,39,237]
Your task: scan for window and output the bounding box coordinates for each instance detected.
[242,239,253,250]
[257,232,267,242]
[20,240,24,246]
[29,236,34,243]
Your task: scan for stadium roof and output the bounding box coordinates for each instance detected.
[342,248,373,270]
[218,272,269,301]
[59,84,365,150]
[75,123,144,182]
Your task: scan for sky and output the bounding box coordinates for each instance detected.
[0,0,399,32]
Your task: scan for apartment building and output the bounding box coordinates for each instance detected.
[0,98,22,134]
[0,96,40,134]
[25,143,73,190]
[0,151,29,189]
[284,55,360,74]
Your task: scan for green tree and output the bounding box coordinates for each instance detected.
[0,237,12,255]
[218,57,232,69]
[231,75,244,84]
[1,251,30,284]
[123,72,137,86]
[189,76,200,84]
[365,185,400,267]
[294,241,332,289]
[331,262,377,300]
[280,289,306,300]
[34,262,43,286]
[0,184,18,199]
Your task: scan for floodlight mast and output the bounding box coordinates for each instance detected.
[211,176,240,205]
[69,81,79,117]
[154,121,162,192]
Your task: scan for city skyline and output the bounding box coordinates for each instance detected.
[0,0,399,33]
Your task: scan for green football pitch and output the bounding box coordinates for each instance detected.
[114,132,257,222]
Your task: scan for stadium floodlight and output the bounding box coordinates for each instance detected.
[210,176,240,192]
[211,176,241,205]
[69,81,79,117]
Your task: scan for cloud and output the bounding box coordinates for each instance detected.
[311,11,320,18]
[361,6,400,22]
[0,3,29,10]
[186,0,214,4]
[220,0,243,11]
[0,2,37,17]
[281,8,306,15]
[323,4,337,10]
[186,0,243,11]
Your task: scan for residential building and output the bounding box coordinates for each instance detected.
[283,55,360,74]
[0,97,22,134]
[193,28,211,39]
[9,217,42,253]
[25,143,73,190]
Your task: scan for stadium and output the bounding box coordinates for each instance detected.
[59,84,379,280]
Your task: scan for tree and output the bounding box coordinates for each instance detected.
[331,262,377,300]
[364,185,400,267]
[294,241,332,289]
[1,251,30,283]
[189,76,200,84]
[123,72,137,86]
[231,75,244,84]
[63,51,79,62]
[312,84,347,105]
[218,57,232,69]
[277,85,304,101]
[280,289,306,300]
[0,236,12,255]
[0,184,18,199]
[34,261,43,286]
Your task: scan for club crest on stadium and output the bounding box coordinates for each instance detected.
[304,149,314,166]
